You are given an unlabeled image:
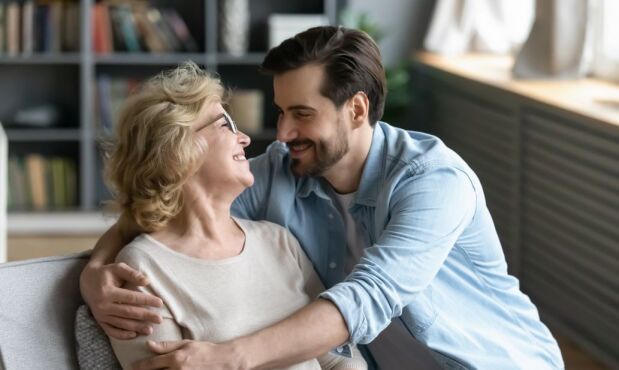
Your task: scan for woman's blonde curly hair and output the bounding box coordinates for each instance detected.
[104,61,224,232]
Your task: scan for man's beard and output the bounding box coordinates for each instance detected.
[289,119,349,177]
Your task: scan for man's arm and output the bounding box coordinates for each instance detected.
[239,299,350,369]
[80,214,163,339]
[132,298,349,370]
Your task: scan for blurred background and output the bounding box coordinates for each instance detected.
[0,0,617,368]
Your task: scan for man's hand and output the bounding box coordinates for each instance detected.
[132,340,249,370]
[80,262,164,339]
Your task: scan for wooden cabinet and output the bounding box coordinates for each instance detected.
[411,57,619,368]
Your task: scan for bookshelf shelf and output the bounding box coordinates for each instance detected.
[0,54,81,65]
[216,53,268,65]
[6,129,81,142]
[2,0,340,220]
[94,53,208,66]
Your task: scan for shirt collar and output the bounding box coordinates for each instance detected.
[353,122,385,207]
[297,122,386,207]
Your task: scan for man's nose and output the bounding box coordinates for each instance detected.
[276,115,298,142]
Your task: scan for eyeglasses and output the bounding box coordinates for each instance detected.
[222,111,238,134]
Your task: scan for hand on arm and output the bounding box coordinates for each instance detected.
[80,215,163,339]
[130,299,349,370]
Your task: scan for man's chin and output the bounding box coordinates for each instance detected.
[291,160,324,178]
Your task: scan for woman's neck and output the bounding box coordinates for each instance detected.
[150,188,245,260]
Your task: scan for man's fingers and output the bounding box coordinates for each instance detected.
[100,322,137,340]
[113,262,149,285]
[109,303,162,323]
[106,316,153,335]
[110,288,163,308]
[146,339,190,354]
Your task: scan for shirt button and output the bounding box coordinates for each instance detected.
[336,347,343,353]
[328,213,334,219]
[329,262,337,269]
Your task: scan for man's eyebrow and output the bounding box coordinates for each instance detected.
[195,113,225,131]
[273,103,316,112]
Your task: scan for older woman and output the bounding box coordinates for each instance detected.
[101,62,366,370]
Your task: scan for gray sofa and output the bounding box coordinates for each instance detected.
[0,251,90,370]
[0,251,441,370]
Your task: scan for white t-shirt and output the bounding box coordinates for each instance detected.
[330,191,420,369]
[109,218,366,370]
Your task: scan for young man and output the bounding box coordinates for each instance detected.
[81,26,564,369]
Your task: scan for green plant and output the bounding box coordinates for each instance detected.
[340,10,410,123]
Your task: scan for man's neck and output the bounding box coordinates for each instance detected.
[323,124,374,194]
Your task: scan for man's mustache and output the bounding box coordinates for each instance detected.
[286,139,314,148]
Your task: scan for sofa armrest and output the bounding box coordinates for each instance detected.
[0,251,91,370]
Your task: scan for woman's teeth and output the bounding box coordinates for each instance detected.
[233,154,246,161]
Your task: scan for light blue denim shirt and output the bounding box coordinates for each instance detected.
[232,122,564,370]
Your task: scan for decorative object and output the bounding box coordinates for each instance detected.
[228,89,264,134]
[268,14,329,48]
[220,0,250,56]
[513,0,592,79]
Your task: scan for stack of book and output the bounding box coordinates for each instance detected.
[0,0,80,56]
[92,2,198,53]
[95,75,140,136]
[7,154,78,211]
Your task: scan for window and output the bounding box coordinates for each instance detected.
[592,0,619,81]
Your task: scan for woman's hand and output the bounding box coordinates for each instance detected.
[80,262,164,339]
[132,340,249,370]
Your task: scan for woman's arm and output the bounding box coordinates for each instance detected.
[80,214,164,339]
[108,280,182,370]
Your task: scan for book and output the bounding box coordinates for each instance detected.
[48,1,63,52]
[6,1,20,56]
[65,158,77,207]
[62,2,79,52]
[21,0,34,55]
[132,5,166,52]
[162,8,197,52]
[108,5,127,52]
[25,153,47,210]
[8,157,26,210]
[0,3,5,54]
[116,4,142,52]
[93,3,113,53]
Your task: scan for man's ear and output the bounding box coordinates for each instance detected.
[348,91,370,128]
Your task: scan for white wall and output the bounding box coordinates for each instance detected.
[343,0,436,67]
[0,124,7,263]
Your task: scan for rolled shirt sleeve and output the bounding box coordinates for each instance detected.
[320,167,477,344]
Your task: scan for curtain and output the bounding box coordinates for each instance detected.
[423,0,534,55]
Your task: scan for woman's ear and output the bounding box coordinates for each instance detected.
[349,91,370,128]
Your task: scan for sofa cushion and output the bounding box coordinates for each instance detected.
[0,251,90,370]
[75,305,121,370]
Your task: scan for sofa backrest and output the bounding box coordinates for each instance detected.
[0,251,90,370]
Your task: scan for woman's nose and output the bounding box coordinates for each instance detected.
[238,131,251,148]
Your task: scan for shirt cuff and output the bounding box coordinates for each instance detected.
[319,284,369,345]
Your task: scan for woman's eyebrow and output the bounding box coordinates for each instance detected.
[195,113,225,131]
